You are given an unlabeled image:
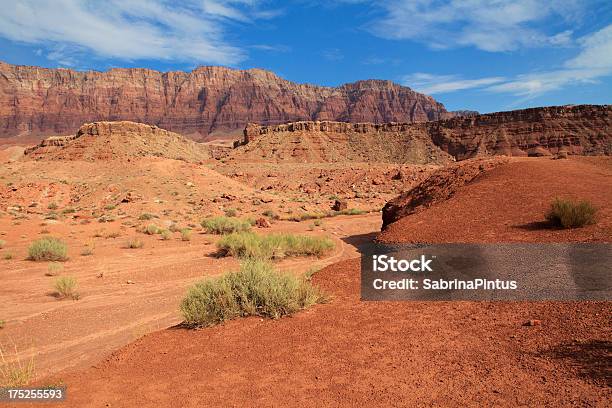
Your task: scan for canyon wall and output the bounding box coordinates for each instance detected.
[0,61,452,141]
[242,105,612,160]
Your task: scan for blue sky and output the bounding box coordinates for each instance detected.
[0,0,611,113]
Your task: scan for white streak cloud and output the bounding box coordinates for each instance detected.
[370,0,582,52]
[0,0,278,65]
[402,73,506,94]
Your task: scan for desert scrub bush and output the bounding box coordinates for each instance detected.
[27,237,68,261]
[3,253,13,260]
[138,213,155,221]
[180,260,326,327]
[46,262,64,277]
[224,208,238,217]
[337,208,367,216]
[144,224,160,235]
[53,276,78,300]
[545,198,597,229]
[180,228,192,241]
[160,229,172,240]
[0,344,35,387]
[262,209,279,220]
[0,240,5,249]
[217,232,335,260]
[47,202,58,210]
[0,320,4,329]
[104,204,116,211]
[126,237,144,249]
[201,216,252,234]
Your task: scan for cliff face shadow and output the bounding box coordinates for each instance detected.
[340,232,378,252]
[513,220,557,231]
[544,340,611,387]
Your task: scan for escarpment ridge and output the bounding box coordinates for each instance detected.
[0,61,452,141]
[241,104,612,161]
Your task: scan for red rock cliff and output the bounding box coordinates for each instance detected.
[0,62,451,141]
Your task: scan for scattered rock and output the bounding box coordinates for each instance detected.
[255,218,272,228]
[332,199,348,211]
[524,319,542,327]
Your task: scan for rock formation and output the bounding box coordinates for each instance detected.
[427,104,611,159]
[241,105,612,161]
[25,121,211,162]
[0,61,452,141]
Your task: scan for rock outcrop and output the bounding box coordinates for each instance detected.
[25,121,211,162]
[381,158,508,229]
[0,61,452,141]
[241,105,612,161]
[427,105,612,160]
[234,121,454,165]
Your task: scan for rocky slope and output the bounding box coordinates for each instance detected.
[428,104,612,159]
[0,61,451,141]
[241,105,612,162]
[234,121,453,164]
[24,121,211,162]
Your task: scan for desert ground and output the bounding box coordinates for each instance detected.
[0,124,610,407]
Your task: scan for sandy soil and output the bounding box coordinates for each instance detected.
[27,258,611,407]
[380,157,612,243]
[0,212,380,378]
[2,156,610,407]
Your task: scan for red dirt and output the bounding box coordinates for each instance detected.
[380,157,612,243]
[31,258,610,407]
[20,156,611,407]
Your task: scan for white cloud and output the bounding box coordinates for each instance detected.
[0,0,277,66]
[321,48,344,61]
[370,0,583,52]
[402,73,506,94]
[405,23,612,99]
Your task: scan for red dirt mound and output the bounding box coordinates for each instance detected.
[34,258,610,407]
[379,157,612,243]
[382,157,508,228]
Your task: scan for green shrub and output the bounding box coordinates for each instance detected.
[144,224,160,235]
[201,216,251,234]
[224,208,238,217]
[262,210,279,220]
[160,229,171,240]
[217,232,334,260]
[180,228,192,241]
[126,238,144,249]
[27,237,68,261]
[46,262,63,276]
[180,260,325,327]
[545,198,597,229]
[53,276,78,300]
[104,204,116,211]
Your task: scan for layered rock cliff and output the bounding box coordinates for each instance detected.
[0,61,451,141]
[242,105,612,160]
[24,121,211,162]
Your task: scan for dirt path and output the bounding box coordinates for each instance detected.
[0,214,382,379]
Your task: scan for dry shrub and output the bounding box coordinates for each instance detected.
[180,260,326,327]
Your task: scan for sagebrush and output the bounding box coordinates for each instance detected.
[217,232,334,260]
[201,216,252,234]
[180,260,326,327]
[28,237,68,261]
[545,198,597,228]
